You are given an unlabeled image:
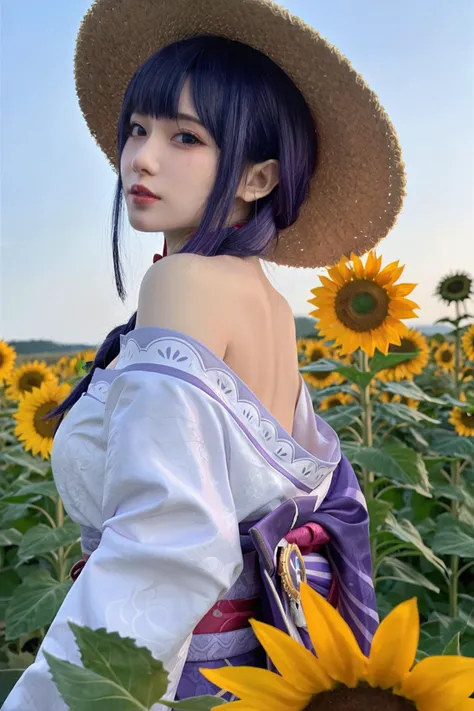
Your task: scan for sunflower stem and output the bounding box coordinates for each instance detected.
[449,302,462,618]
[55,495,67,582]
[358,351,374,491]
[454,301,461,398]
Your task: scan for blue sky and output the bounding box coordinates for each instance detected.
[2,0,473,345]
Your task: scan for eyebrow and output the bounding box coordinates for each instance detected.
[175,112,205,128]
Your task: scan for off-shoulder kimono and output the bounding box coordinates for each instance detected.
[4,327,377,710]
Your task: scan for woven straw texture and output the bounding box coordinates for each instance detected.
[74,0,406,268]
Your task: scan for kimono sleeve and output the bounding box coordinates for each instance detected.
[3,369,243,711]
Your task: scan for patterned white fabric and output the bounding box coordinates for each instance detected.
[4,327,340,710]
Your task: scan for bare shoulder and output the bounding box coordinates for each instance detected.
[136,253,230,358]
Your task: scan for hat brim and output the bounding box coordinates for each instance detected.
[74,0,406,268]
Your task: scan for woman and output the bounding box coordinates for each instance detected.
[4,0,405,708]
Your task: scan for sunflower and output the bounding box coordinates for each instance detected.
[0,341,17,385]
[449,392,474,437]
[320,393,354,411]
[299,340,344,390]
[462,325,474,361]
[434,343,455,372]
[308,251,419,357]
[436,272,473,305]
[376,329,429,382]
[380,392,419,410]
[14,380,71,459]
[201,584,474,711]
[462,366,474,383]
[5,360,58,401]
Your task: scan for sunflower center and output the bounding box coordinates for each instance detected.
[0,353,4,368]
[460,411,474,428]
[447,278,465,294]
[327,397,342,408]
[389,338,416,355]
[441,350,454,363]
[305,686,416,711]
[309,349,325,361]
[18,371,44,393]
[33,402,61,439]
[335,280,389,332]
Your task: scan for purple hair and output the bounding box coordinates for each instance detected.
[48,35,317,424]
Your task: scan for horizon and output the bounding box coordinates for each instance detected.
[2,1,473,343]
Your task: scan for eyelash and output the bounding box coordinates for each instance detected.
[126,121,203,146]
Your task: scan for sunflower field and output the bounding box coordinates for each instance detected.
[0,254,474,710]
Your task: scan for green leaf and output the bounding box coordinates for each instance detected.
[299,358,343,372]
[160,697,227,710]
[0,528,23,546]
[69,622,168,708]
[432,514,474,559]
[319,405,361,430]
[443,632,462,655]
[300,360,374,388]
[369,351,419,373]
[0,503,31,526]
[381,381,445,404]
[429,430,474,459]
[9,481,58,501]
[17,521,80,561]
[385,513,448,576]
[44,652,149,711]
[367,498,393,535]
[350,444,432,497]
[379,557,440,593]
[0,670,24,706]
[377,402,440,425]
[1,452,50,476]
[5,574,72,640]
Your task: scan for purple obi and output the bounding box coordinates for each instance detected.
[176,454,378,700]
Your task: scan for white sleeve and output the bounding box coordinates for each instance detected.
[3,370,243,711]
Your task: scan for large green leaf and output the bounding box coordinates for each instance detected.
[7,481,58,501]
[428,430,474,459]
[369,351,419,373]
[0,528,23,546]
[432,514,474,559]
[377,402,440,425]
[1,452,51,476]
[17,521,80,561]
[367,498,393,535]
[299,358,343,372]
[319,406,361,430]
[0,670,24,706]
[300,360,373,388]
[44,653,147,711]
[385,513,448,576]
[349,444,431,497]
[0,503,31,526]
[5,574,72,640]
[379,557,440,593]
[381,381,445,404]
[161,698,227,710]
[69,622,168,708]
[443,632,462,655]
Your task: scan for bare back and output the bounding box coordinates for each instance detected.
[107,255,301,435]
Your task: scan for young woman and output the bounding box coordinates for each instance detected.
[4,0,405,708]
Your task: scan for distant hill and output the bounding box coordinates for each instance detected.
[10,340,96,355]
[294,316,453,340]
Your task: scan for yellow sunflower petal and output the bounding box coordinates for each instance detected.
[365,251,379,280]
[367,598,419,689]
[337,256,353,281]
[199,667,310,711]
[386,283,417,298]
[318,275,339,291]
[220,703,261,711]
[398,656,474,711]
[300,583,367,687]
[375,261,402,286]
[249,619,333,694]
[327,265,346,287]
[350,253,365,279]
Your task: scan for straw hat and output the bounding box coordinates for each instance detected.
[74,0,406,269]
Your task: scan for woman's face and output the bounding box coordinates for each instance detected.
[121,80,220,239]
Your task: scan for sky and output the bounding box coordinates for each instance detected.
[1,0,473,345]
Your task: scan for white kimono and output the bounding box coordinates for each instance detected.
[3,326,355,710]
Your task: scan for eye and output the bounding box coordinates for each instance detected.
[127,121,146,138]
[174,131,203,146]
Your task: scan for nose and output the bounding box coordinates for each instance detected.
[131,140,160,175]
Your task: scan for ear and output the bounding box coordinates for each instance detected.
[237,159,279,202]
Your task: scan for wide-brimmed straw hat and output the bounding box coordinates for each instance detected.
[74,0,406,269]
